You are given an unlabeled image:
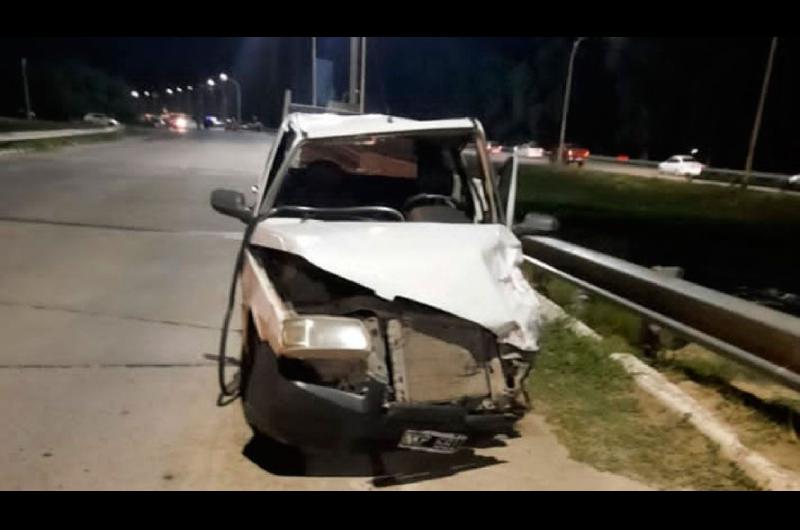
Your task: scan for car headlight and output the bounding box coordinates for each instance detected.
[175,117,187,128]
[280,316,371,359]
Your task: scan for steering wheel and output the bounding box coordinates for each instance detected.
[402,194,458,211]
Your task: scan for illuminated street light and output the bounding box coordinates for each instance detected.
[130,90,140,98]
[186,86,193,91]
[556,37,587,165]
[176,87,183,93]
[207,78,215,87]
[218,72,242,122]
[166,88,174,95]
[143,91,150,97]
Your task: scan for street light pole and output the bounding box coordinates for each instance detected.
[207,78,217,118]
[556,37,586,165]
[21,58,32,120]
[349,37,359,108]
[742,37,778,189]
[311,37,317,106]
[359,37,366,113]
[220,73,242,123]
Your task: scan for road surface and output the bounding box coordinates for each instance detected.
[0,130,649,490]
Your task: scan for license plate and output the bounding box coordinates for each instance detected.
[398,430,467,454]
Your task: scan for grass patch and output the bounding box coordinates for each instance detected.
[658,344,800,415]
[523,262,646,352]
[529,320,759,490]
[516,164,800,228]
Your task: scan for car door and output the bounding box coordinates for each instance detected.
[675,156,688,174]
[664,156,679,173]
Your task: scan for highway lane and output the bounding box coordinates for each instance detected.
[0,130,648,490]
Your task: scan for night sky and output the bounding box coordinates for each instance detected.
[1,37,797,173]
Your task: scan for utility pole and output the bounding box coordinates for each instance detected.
[349,37,359,108]
[311,37,317,106]
[359,37,366,113]
[742,37,778,189]
[21,58,32,120]
[556,37,585,165]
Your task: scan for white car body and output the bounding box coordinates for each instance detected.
[519,143,544,158]
[658,155,704,177]
[83,113,119,127]
[210,112,546,453]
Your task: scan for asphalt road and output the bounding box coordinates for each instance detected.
[0,130,649,490]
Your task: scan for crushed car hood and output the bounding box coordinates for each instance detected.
[250,218,540,351]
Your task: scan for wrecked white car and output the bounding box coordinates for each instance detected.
[210,113,553,459]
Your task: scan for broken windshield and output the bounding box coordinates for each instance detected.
[263,132,494,223]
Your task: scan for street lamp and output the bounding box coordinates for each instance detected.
[130,90,140,98]
[166,88,174,95]
[143,91,150,97]
[742,37,779,189]
[556,37,587,165]
[219,72,242,122]
[207,78,215,87]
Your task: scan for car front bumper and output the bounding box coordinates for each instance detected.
[242,341,522,453]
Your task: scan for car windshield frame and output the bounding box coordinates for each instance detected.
[257,127,500,224]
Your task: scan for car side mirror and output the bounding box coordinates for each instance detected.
[210,189,250,222]
[512,212,560,237]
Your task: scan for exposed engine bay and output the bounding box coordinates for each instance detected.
[250,247,534,414]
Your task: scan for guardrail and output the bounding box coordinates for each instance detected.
[521,236,800,392]
[0,126,120,144]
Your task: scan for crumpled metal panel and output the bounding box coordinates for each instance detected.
[251,218,540,351]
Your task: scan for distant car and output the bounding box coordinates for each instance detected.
[486,142,503,155]
[83,113,119,127]
[519,142,544,158]
[552,144,589,166]
[163,113,192,132]
[658,155,704,178]
[203,116,224,129]
[241,120,265,132]
[140,114,165,128]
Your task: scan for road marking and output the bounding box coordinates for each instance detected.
[0,216,242,239]
[0,363,215,369]
[0,299,241,333]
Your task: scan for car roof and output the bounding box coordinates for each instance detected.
[287,112,477,140]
